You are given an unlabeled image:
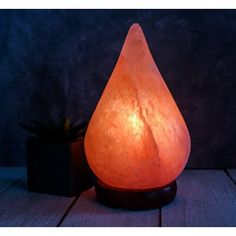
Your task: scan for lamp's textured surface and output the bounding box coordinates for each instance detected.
[85,23,191,190]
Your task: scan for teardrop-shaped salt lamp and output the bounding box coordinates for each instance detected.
[85,23,191,210]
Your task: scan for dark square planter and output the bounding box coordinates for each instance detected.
[26,137,95,197]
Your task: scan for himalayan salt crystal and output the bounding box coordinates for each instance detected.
[85,23,191,190]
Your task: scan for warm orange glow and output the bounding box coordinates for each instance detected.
[85,23,191,190]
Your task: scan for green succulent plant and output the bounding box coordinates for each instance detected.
[19,118,87,142]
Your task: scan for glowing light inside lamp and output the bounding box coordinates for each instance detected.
[85,23,191,190]
[128,113,144,136]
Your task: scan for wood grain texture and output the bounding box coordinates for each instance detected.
[0,177,75,227]
[162,170,236,227]
[227,169,236,184]
[0,167,25,194]
[61,187,160,227]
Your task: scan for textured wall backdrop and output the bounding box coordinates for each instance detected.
[0,10,236,167]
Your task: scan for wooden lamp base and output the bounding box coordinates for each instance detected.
[95,179,177,210]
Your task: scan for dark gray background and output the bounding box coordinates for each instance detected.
[0,10,236,167]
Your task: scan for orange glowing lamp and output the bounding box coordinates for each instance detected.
[85,23,191,210]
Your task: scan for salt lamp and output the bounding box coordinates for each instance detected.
[85,23,191,210]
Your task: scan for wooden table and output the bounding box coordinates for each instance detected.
[0,167,236,227]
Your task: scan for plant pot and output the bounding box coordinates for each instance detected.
[26,137,95,197]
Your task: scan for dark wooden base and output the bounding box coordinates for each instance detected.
[95,180,177,210]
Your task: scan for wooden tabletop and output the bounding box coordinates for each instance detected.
[0,167,236,227]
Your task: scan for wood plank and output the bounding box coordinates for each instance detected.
[227,169,236,183]
[162,170,236,227]
[0,177,75,227]
[0,167,25,194]
[61,187,160,227]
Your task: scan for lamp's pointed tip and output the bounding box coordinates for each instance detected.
[127,23,145,42]
[130,23,141,28]
[120,22,150,63]
[129,23,142,32]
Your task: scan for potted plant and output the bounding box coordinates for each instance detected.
[20,118,95,197]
